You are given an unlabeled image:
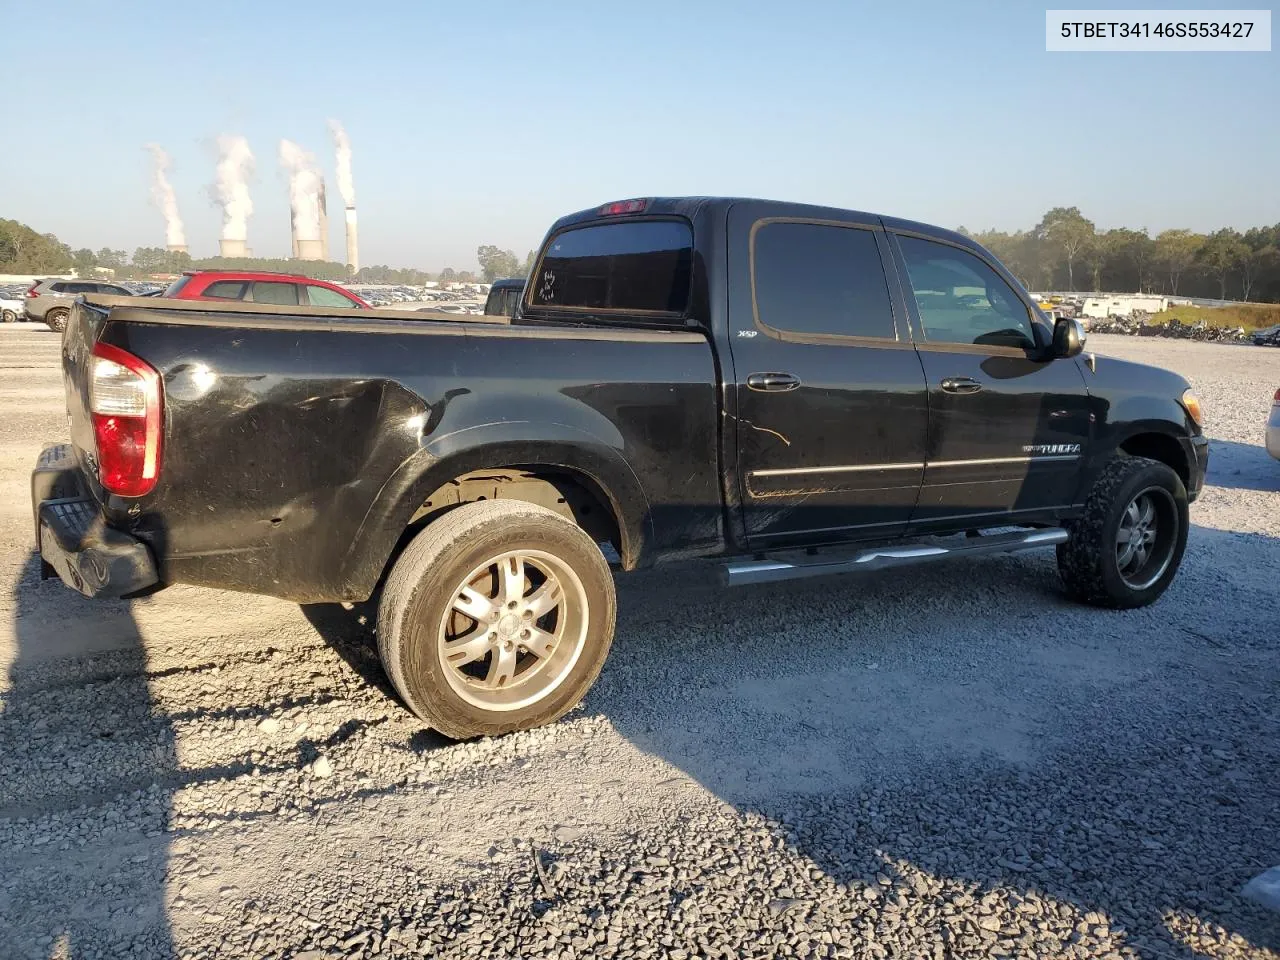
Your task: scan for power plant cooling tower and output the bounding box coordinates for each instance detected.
[345,207,359,274]
[219,239,247,258]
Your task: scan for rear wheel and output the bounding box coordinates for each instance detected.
[377,500,616,738]
[1057,455,1188,609]
[45,308,69,333]
[1,309,16,323]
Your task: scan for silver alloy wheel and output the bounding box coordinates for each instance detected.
[436,549,589,711]
[1115,486,1177,590]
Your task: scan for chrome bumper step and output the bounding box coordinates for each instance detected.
[722,527,1069,587]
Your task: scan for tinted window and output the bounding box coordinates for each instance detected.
[504,287,522,317]
[752,222,896,339]
[203,281,247,300]
[306,285,359,308]
[530,220,692,314]
[98,285,131,295]
[250,282,299,306]
[483,288,503,315]
[897,236,1036,350]
[49,282,69,293]
[65,282,95,294]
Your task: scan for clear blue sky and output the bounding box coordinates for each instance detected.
[2,0,1275,271]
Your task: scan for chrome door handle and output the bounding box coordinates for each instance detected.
[940,377,983,395]
[746,372,801,392]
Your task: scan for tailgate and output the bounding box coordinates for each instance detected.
[61,298,110,498]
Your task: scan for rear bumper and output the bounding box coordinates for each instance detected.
[31,443,158,599]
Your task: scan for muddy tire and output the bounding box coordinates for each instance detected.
[1057,455,1188,609]
[45,308,70,333]
[377,500,616,739]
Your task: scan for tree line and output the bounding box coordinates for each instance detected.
[962,207,1280,302]
[13,210,1279,303]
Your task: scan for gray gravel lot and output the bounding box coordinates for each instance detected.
[1,324,1279,959]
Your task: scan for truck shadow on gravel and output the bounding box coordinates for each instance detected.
[1205,439,1280,493]
[1,553,176,960]
[595,526,1280,957]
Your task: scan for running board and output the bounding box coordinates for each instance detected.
[722,528,1069,587]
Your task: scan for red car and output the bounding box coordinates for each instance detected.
[162,271,370,309]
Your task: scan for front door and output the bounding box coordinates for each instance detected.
[727,204,929,547]
[888,232,1091,531]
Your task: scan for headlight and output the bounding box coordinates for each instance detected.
[1180,389,1204,428]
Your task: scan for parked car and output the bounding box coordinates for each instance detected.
[32,196,1209,739]
[1268,388,1280,460]
[1,297,23,322]
[24,279,137,332]
[484,278,526,318]
[162,271,371,309]
[1251,324,1280,347]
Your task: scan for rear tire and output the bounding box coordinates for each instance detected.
[1,309,16,323]
[377,500,616,739]
[1057,455,1188,609]
[45,308,69,333]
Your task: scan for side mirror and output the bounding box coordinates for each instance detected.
[1052,317,1087,358]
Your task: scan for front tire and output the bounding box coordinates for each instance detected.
[1,309,16,323]
[377,500,616,739]
[45,308,69,333]
[1057,455,1188,609]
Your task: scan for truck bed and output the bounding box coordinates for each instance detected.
[62,296,723,601]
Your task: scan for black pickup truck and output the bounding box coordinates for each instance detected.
[32,197,1209,738]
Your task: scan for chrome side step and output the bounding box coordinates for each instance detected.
[722,528,1069,587]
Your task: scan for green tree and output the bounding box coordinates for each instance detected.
[1154,229,1203,296]
[1105,228,1156,292]
[476,245,520,283]
[1242,246,1280,302]
[519,249,537,277]
[71,248,98,277]
[0,219,73,273]
[438,267,457,284]
[1196,228,1249,300]
[1035,207,1095,291]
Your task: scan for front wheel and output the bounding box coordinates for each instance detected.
[1,309,16,323]
[377,500,616,739]
[1057,455,1188,609]
[45,308,69,333]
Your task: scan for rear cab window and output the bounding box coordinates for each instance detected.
[529,219,693,317]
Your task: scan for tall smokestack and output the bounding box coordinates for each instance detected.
[146,144,187,252]
[318,180,329,262]
[279,139,324,261]
[290,201,300,259]
[328,120,358,274]
[211,135,254,258]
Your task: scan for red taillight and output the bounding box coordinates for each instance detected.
[26,285,39,298]
[598,198,648,216]
[1274,387,1280,407]
[89,342,162,497]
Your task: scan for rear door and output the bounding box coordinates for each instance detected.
[727,202,929,547]
[887,231,1090,529]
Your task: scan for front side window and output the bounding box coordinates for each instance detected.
[306,284,359,308]
[752,222,896,339]
[250,281,299,306]
[530,220,692,315]
[203,281,247,300]
[897,235,1036,350]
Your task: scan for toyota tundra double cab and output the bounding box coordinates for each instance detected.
[32,197,1209,738]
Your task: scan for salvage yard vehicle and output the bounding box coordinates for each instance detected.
[31,197,1209,738]
[24,278,137,332]
[161,270,371,309]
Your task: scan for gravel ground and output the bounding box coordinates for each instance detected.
[1,325,1279,960]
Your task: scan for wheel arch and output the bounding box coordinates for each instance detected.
[339,432,650,601]
[1116,429,1191,490]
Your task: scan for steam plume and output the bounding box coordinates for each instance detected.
[328,119,355,208]
[146,144,186,248]
[212,135,254,242]
[279,139,323,243]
